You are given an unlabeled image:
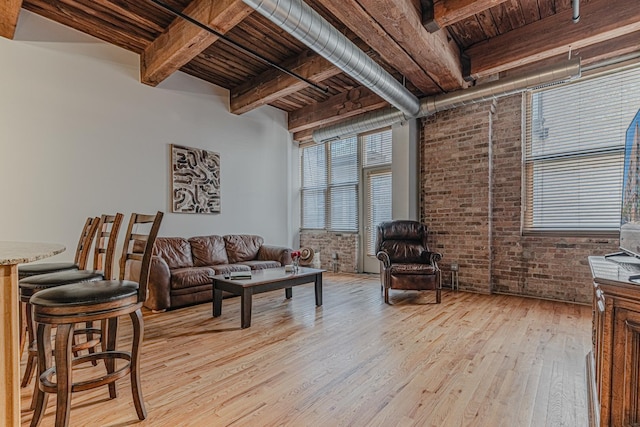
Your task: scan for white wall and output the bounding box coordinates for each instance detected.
[391,119,419,220]
[0,11,297,263]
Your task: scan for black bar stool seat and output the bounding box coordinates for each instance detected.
[20,270,104,291]
[18,217,99,281]
[18,262,79,279]
[31,280,139,309]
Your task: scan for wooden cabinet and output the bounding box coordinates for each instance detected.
[588,255,640,426]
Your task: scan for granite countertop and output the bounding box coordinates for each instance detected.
[0,241,66,265]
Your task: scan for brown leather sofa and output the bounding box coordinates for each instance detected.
[145,234,292,311]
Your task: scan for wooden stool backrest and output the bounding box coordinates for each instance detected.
[75,217,100,269]
[118,212,163,303]
[92,213,124,280]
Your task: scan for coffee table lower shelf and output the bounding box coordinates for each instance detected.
[211,267,324,328]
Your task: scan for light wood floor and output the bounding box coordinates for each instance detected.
[20,273,591,426]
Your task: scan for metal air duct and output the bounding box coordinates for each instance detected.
[313,58,582,143]
[242,0,421,118]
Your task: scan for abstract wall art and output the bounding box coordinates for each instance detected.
[171,144,221,213]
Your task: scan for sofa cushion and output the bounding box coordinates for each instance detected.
[170,267,215,290]
[154,237,194,269]
[224,235,264,263]
[189,235,229,267]
[238,260,281,270]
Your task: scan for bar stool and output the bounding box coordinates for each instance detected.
[29,211,163,427]
[18,217,99,279]
[19,217,99,354]
[19,213,123,388]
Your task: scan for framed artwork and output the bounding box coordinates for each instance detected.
[171,144,221,213]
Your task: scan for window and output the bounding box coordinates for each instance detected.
[524,65,640,233]
[329,138,358,230]
[363,129,392,167]
[365,171,392,255]
[362,130,393,256]
[301,129,392,234]
[301,137,358,231]
[301,144,326,229]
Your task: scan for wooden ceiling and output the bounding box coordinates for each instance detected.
[2,0,639,142]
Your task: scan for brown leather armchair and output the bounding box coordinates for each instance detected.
[376,220,443,304]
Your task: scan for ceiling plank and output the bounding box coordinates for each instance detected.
[422,0,509,32]
[518,0,541,25]
[230,49,341,115]
[288,86,388,133]
[475,9,499,39]
[319,1,442,94]
[466,0,640,78]
[141,0,252,86]
[490,1,514,34]
[22,1,148,52]
[0,0,23,39]
[354,0,466,91]
[89,0,165,34]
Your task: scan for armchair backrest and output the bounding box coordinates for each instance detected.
[376,220,430,264]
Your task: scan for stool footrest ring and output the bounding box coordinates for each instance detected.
[40,351,132,394]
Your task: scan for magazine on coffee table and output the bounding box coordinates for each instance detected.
[229,271,252,280]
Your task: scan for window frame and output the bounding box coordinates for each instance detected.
[300,137,359,233]
[521,65,640,237]
[300,128,392,234]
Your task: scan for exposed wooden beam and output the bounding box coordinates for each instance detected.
[288,86,388,134]
[421,0,510,33]
[293,128,314,143]
[335,0,465,92]
[320,1,444,94]
[141,0,252,86]
[230,50,340,115]
[466,0,640,78]
[0,0,23,39]
[500,32,640,77]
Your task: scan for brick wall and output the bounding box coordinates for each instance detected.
[421,100,493,293]
[421,95,619,303]
[299,231,359,273]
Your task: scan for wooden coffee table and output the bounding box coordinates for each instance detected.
[212,267,324,328]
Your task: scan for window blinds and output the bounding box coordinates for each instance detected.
[301,144,326,229]
[363,129,392,167]
[301,129,391,234]
[329,137,359,231]
[524,65,640,233]
[300,137,359,231]
[363,129,393,255]
[366,170,392,256]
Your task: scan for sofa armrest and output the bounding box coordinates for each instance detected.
[376,251,391,268]
[257,244,293,266]
[144,255,172,311]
